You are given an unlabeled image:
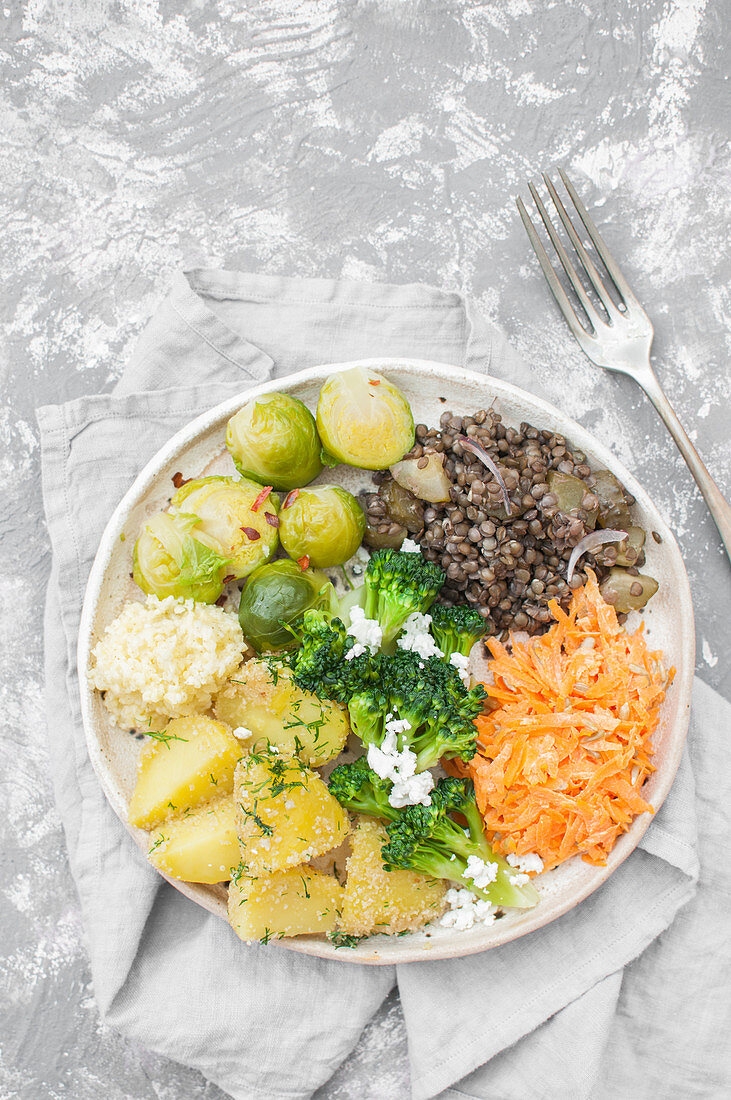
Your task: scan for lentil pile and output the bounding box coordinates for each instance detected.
[364,407,648,637]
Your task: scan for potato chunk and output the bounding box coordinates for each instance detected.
[228,867,342,943]
[215,660,348,766]
[148,795,239,884]
[235,751,349,874]
[340,817,446,936]
[128,715,244,829]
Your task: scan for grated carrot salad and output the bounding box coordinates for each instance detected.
[453,571,673,871]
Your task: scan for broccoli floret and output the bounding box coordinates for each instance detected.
[380,651,480,768]
[347,686,389,747]
[289,609,383,702]
[289,609,352,701]
[430,603,488,660]
[364,549,444,646]
[381,777,539,909]
[328,756,398,821]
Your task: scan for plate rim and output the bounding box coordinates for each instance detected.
[77,357,695,964]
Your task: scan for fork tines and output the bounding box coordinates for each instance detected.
[517,169,639,341]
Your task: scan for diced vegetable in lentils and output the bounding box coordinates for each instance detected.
[364,408,648,637]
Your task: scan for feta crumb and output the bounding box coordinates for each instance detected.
[508,872,530,886]
[345,606,382,660]
[449,651,471,686]
[367,731,434,808]
[400,538,421,553]
[464,854,499,889]
[233,725,253,741]
[506,852,544,875]
[397,612,444,659]
[440,887,497,930]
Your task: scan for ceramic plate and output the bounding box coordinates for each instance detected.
[78,359,694,964]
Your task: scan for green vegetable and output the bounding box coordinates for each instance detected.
[363,548,444,647]
[328,757,398,821]
[290,608,482,770]
[279,485,365,568]
[429,604,488,660]
[316,368,414,470]
[170,476,279,580]
[289,609,381,703]
[238,559,335,653]
[381,651,483,770]
[382,777,539,909]
[132,512,229,603]
[225,393,323,490]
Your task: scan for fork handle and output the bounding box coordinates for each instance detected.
[639,365,731,561]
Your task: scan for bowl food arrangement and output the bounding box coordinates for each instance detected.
[79,359,693,963]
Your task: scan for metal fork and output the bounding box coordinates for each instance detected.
[517,168,731,561]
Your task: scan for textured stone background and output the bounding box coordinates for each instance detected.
[2,1,729,1097]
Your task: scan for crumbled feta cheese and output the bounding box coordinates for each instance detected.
[464,854,499,889]
[440,887,497,930]
[400,538,421,553]
[367,730,434,808]
[233,725,253,741]
[384,715,412,738]
[345,606,382,660]
[506,852,544,875]
[389,770,435,808]
[508,872,530,887]
[449,651,471,686]
[397,612,444,659]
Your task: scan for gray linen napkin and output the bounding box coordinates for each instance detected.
[37,270,727,1100]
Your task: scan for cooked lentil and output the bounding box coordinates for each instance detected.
[364,408,645,637]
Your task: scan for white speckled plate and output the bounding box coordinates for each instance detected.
[78,359,694,964]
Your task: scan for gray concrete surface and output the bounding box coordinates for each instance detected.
[2,1,729,1097]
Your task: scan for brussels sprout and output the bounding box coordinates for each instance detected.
[279,485,366,568]
[171,476,279,580]
[225,393,323,491]
[133,512,230,603]
[238,559,336,653]
[316,368,414,470]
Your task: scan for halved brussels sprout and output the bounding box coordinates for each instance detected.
[225,393,323,491]
[132,512,230,603]
[238,558,336,653]
[279,485,365,568]
[316,367,414,470]
[170,476,279,580]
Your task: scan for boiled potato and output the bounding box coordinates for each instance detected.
[339,817,446,936]
[215,659,348,766]
[148,795,239,884]
[128,715,244,829]
[228,866,342,942]
[235,751,349,875]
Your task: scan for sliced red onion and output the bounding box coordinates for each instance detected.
[566,529,626,583]
[457,436,512,515]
